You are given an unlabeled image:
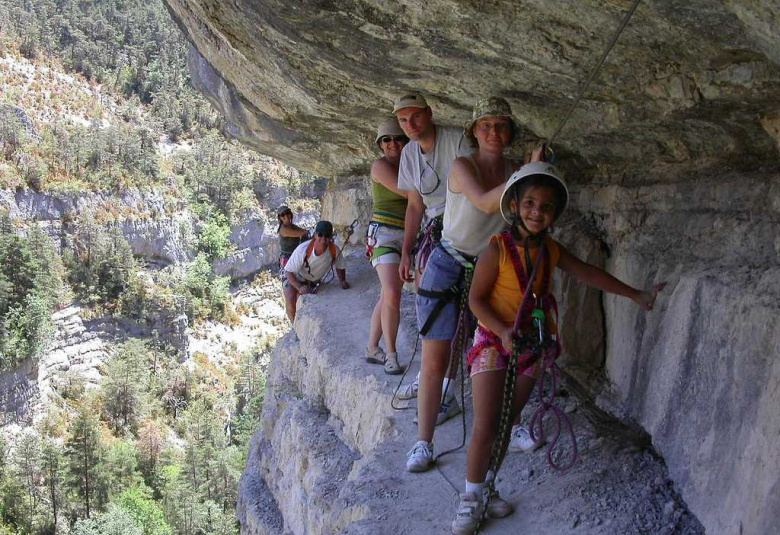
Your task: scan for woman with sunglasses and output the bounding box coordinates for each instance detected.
[366,118,409,375]
[277,205,309,269]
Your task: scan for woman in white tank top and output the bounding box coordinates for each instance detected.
[406,97,542,482]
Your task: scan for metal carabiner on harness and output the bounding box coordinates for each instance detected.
[529,293,546,346]
[531,307,546,346]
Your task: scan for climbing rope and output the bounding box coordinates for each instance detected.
[547,0,644,147]
[477,240,546,532]
[435,263,473,461]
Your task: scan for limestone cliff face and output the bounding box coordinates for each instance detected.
[167,0,780,178]
[164,1,780,533]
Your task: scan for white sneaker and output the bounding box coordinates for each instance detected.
[406,440,434,472]
[436,397,462,425]
[508,425,544,453]
[396,380,419,400]
[451,492,485,535]
[484,488,514,518]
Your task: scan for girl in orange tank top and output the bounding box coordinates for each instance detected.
[450,162,667,535]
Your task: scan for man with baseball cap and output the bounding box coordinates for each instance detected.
[393,92,473,449]
[283,220,349,322]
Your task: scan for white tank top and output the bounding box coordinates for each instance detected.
[441,157,511,257]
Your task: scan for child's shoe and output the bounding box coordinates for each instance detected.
[396,375,419,400]
[451,492,485,535]
[484,488,514,518]
[405,440,434,472]
[436,397,461,425]
[508,424,544,453]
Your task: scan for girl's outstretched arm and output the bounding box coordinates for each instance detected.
[557,244,666,310]
[469,241,514,350]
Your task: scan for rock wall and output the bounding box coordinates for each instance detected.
[554,167,779,534]
[0,189,196,265]
[167,0,780,178]
[320,175,372,244]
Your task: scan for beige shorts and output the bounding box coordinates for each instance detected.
[368,224,404,267]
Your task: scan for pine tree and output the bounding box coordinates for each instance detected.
[65,411,101,518]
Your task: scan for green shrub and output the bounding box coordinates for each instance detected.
[197,213,232,260]
[0,214,64,369]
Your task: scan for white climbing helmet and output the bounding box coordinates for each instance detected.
[499,162,569,224]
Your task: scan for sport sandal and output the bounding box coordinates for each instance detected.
[366,346,386,365]
[384,352,403,375]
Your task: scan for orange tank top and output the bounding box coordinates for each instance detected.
[482,233,561,328]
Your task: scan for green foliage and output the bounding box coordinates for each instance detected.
[39,438,65,533]
[174,133,258,221]
[0,0,220,139]
[65,410,102,519]
[101,341,149,432]
[64,219,137,307]
[113,486,171,535]
[179,254,229,322]
[0,214,63,370]
[197,213,232,260]
[73,505,143,535]
[96,441,143,507]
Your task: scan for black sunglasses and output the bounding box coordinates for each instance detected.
[380,135,408,144]
[316,232,332,239]
[419,161,441,196]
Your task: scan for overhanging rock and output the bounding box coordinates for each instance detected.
[166,0,780,178]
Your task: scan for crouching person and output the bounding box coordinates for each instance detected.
[283,220,350,322]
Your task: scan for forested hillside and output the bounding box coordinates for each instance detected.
[0,1,317,534]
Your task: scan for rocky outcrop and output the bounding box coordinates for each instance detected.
[320,176,372,244]
[214,209,319,280]
[0,189,196,265]
[168,0,779,178]
[237,254,704,535]
[0,301,190,430]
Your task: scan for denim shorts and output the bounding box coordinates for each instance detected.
[416,246,465,340]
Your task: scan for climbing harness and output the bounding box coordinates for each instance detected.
[365,221,402,262]
[365,222,379,260]
[413,214,444,274]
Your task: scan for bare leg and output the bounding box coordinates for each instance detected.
[283,284,300,323]
[368,293,383,349]
[466,372,536,482]
[377,263,402,353]
[418,339,451,443]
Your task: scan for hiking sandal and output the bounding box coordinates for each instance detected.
[366,346,386,365]
[384,352,403,375]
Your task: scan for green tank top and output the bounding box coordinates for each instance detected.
[372,179,407,229]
